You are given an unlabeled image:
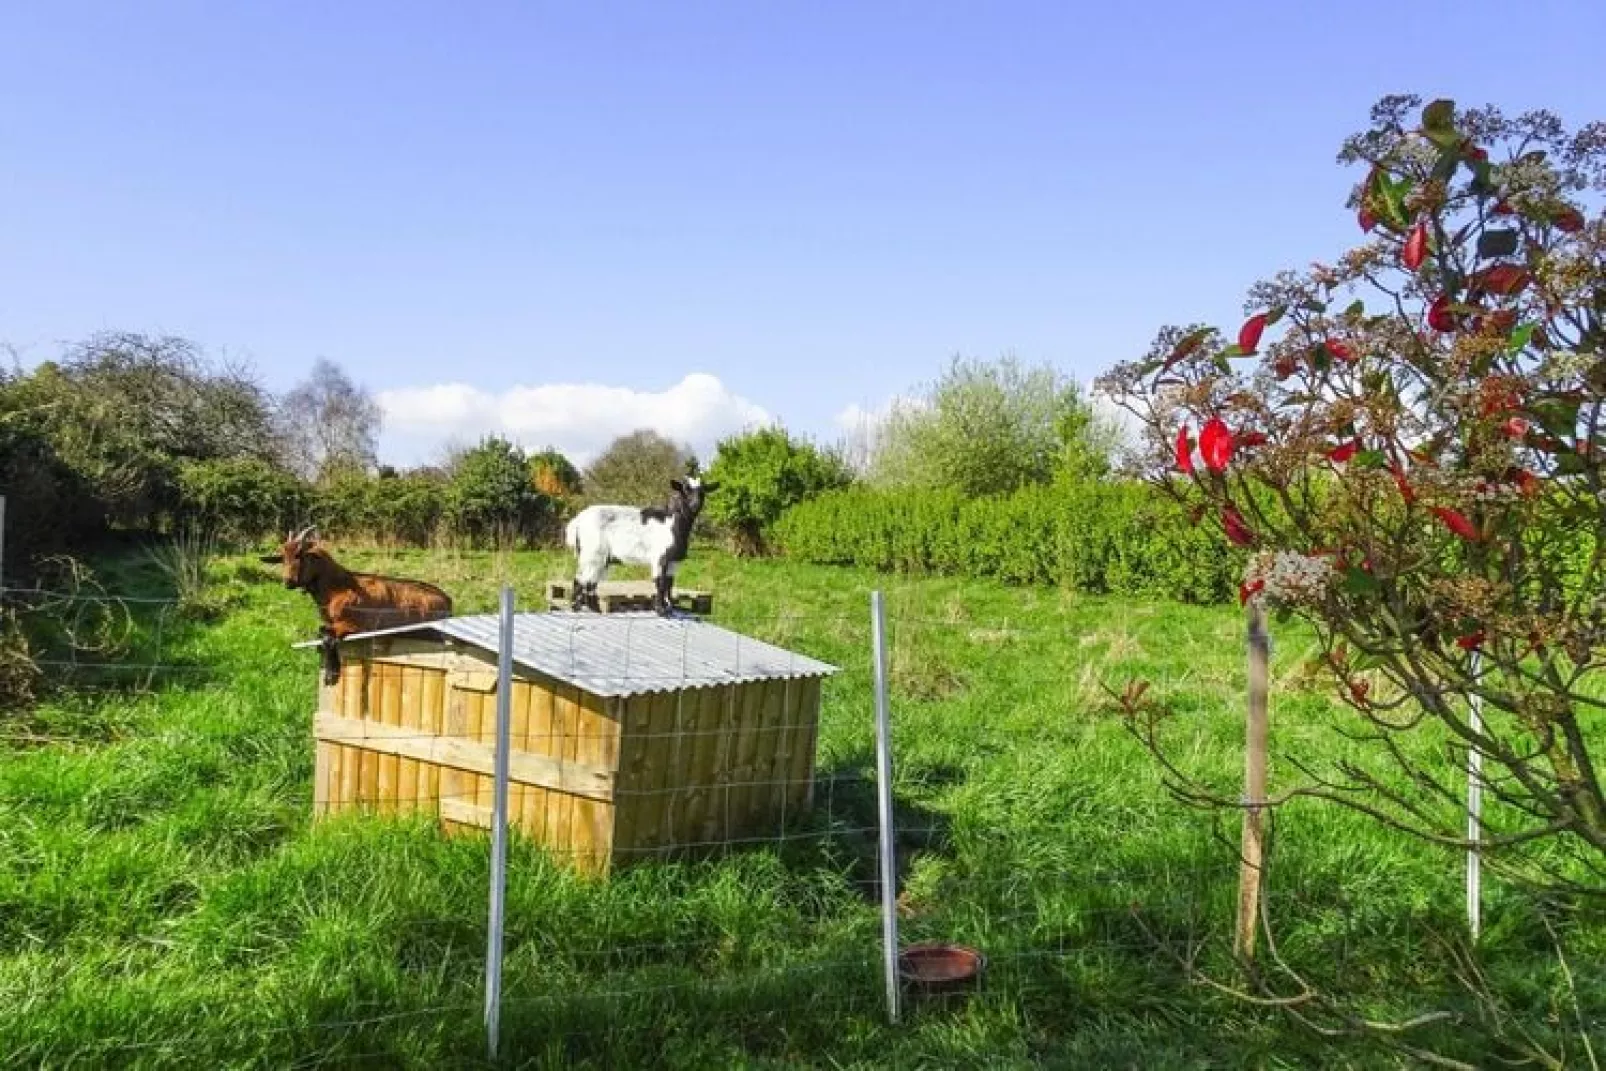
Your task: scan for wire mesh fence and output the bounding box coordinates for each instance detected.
[1,574,1598,1068]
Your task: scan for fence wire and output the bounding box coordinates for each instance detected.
[1,578,1596,1069]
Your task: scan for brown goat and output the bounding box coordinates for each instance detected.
[260,527,453,685]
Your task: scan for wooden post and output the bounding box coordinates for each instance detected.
[1235,602,1270,962]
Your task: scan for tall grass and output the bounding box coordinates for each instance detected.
[0,546,1598,1067]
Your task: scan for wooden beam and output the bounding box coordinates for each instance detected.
[314,712,616,802]
[440,796,493,829]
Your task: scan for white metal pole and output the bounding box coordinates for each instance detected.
[485,585,515,1059]
[870,590,901,1024]
[1467,651,1483,942]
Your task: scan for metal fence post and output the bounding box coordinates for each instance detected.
[870,590,901,1024]
[485,585,515,1059]
[1467,651,1483,942]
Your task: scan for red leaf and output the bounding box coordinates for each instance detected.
[1507,468,1540,497]
[1555,206,1585,233]
[1358,206,1377,232]
[1163,328,1211,371]
[1221,505,1255,547]
[1237,431,1269,448]
[1402,221,1428,271]
[1431,506,1480,542]
[1500,417,1529,439]
[1349,679,1371,703]
[1456,631,1485,651]
[1174,425,1194,474]
[1238,579,1265,606]
[1325,338,1355,362]
[1464,145,1488,163]
[1238,313,1269,354]
[1327,440,1360,463]
[1484,309,1518,335]
[1199,417,1235,473]
[1427,294,1457,332]
[1478,264,1531,296]
[1389,463,1417,505]
[1273,354,1298,380]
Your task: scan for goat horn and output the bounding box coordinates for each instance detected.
[293,525,318,544]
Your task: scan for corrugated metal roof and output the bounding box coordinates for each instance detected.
[305,612,839,698]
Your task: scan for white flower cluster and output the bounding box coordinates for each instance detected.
[1244,551,1335,607]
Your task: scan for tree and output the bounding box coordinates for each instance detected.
[2,332,281,533]
[582,429,697,506]
[872,354,1112,495]
[1099,95,1605,890]
[445,436,551,547]
[703,427,855,554]
[529,447,583,499]
[278,358,381,482]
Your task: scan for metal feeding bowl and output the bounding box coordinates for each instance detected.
[898,942,986,992]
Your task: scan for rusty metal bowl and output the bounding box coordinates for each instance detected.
[898,942,985,992]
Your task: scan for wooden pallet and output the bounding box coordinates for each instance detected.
[545,580,713,615]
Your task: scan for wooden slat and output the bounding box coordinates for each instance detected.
[440,796,492,829]
[419,668,443,812]
[508,680,531,834]
[654,690,690,850]
[762,678,798,834]
[547,686,579,855]
[576,692,621,872]
[676,686,712,844]
[726,681,765,839]
[750,677,788,833]
[397,666,422,814]
[313,741,332,817]
[441,682,471,828]
[608,694,654,859]
[474,690,492,820]
[786,677,822,814]
[314,713,616,801]
[522,682,554,839]
[377,663,401,815]
[359,662,381,811]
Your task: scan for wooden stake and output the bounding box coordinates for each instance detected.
[1235,601,1270,962]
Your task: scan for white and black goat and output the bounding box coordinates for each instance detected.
[564,476,719,616]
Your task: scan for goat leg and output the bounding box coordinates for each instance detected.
[320,632,342,686]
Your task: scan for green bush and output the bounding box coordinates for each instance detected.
[703,427,854,554]
[312,470,447,546]
[446,437,556,548]
[772,482,1242,603]
[176,458,309,544]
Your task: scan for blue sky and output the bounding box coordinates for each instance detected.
[4,1,1603,465]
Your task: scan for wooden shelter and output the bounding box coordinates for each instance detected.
[305,612,837,873]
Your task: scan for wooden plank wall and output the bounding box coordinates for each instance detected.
[610,678,823,862]
[314,644,622,874]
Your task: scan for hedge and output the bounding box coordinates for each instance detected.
[772,482,1241,604]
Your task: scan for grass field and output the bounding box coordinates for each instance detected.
[1,543,1600,1068]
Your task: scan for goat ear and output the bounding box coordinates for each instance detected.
[669,478,686,494]
[700,481,720,494]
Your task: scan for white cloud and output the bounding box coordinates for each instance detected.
[378,372,774,466]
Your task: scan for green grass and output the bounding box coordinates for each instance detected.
[0,544,1600,1068]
